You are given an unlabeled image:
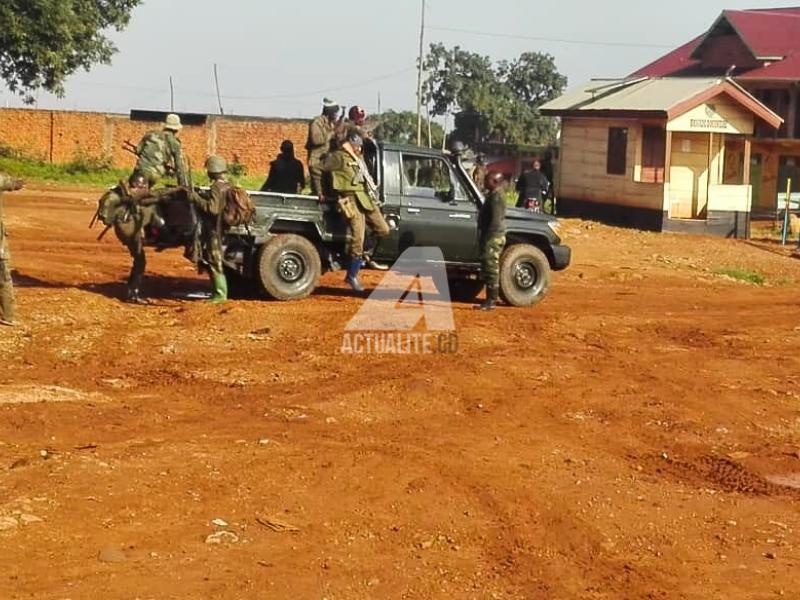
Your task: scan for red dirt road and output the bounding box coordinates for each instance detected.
[3,188,800,599]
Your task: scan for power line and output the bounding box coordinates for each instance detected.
[428,26,674,49]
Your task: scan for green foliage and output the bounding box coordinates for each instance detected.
[369,110,445,148]
[63,149,114,175]
[0,154,128,187]
[713,268,766,285]
[424,44,567,146]
[0,0,142,101]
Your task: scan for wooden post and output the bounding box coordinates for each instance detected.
[743,137,752,186]
[664,130,672,183]
[788,86,798,139]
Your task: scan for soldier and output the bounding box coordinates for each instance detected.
[345,105,369,140]
[306,98,340,200]
[262,140,305,194]
[323,132,390,292]
[188,156,232,304]
[135,113,189,187]
[472,155,488,192]
[96,172,162,304]
[476,172,507,311]
[0,173,24,326]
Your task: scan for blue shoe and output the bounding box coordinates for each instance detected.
[345,258,364,292]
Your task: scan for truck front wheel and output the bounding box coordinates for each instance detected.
[256,234,321,301]
[499,244,551,307]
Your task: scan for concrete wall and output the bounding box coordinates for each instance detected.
[0,107,308,178]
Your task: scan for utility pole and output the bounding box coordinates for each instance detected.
[415,0,426,147]
[169,76,175,112]
[213,63,225,116]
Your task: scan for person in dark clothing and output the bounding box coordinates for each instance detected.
[476,172,507,311]
[515,159,550,210]
[262,140,306,194]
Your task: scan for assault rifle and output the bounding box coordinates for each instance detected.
[342,145,379,203]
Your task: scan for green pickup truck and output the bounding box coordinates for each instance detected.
[151,141,571,306]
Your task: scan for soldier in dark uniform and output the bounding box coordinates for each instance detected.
[262,140,305,194]
[477,172,507,311]
[306,98,340,200]
[323,132,390,292]
[189,156,232,304]
[515,158,550,210]
[0,172,24,326]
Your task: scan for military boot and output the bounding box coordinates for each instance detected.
[124,274,147,305]
[345,258,365,292]
[475,286,499,311]
[208,273,228,304]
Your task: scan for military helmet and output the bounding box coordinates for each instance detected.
[128,171,147,188]
[164,113,183,131]
[205,155,228,174]
[348,105,366,125]
[347,132,363,148]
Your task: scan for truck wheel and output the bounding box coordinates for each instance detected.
[499,244,551,307]
[436,278,484,303]
[256,234,321,301]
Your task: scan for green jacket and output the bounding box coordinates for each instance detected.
[305,115,336,168]
[192,178,230,220]
[136,129,188,185]
[323,149,374,211]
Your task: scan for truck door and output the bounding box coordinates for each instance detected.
[398,152,479,262]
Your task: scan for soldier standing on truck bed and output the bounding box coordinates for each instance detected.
[135,113,190,187]
[306,98,341,200]
[324,132,390,292]
[0,172,24,326]
[476,172,507,311]
[95,172,162,304]
[188,156,232,304]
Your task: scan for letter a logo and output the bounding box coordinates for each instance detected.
[346,247,455,332]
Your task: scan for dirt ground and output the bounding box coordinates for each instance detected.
[3,187,800,599]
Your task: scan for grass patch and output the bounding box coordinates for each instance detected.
[713,268,766,285]
[0,155,130,188]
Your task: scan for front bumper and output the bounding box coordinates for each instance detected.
[551,244,571,271]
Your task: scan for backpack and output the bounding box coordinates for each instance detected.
[222,186,255,227]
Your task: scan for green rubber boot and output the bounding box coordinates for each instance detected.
[208,272,228,304]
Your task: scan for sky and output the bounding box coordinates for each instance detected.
[3,0,800,119]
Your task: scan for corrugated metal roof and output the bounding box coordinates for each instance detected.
[540,78,726,113]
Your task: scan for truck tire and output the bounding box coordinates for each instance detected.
[499,243,551,307]
[435,278,484,303]
[256,234,321,301]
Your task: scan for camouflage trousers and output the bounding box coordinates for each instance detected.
[201,227,224,277]
[481,234,506,291]
[339,195,391,257]
[0,257,14,324]
[114,207,155,292]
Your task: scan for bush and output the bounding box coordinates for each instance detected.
[63,149,113,175]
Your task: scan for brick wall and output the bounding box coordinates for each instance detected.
[0,107,309,178]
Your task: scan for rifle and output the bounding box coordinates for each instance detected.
[343,145,379,203]
[122,140,139,157]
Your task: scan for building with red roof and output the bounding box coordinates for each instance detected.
[539,8,800,238]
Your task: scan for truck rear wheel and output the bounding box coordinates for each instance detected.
[256,234,321,301]
[499,244,551,307]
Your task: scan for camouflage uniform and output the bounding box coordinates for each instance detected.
[323,148,390,258]
[479,189,507,296]
[135,130,189,186]
[0,173,22,324]
[190,178,230,278]
[97,181,160,300]
[305,115,336,196]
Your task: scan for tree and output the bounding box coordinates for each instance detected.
[0,0,142,102]
[369,110,445,149]
[424,44,567,146]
